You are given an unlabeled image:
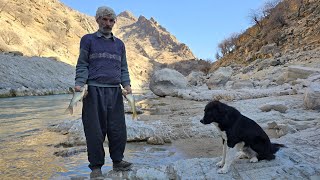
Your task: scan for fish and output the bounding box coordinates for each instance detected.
[123,91,138,120]
[65,84,88,115]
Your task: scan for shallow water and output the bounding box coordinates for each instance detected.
[0,94,188,179]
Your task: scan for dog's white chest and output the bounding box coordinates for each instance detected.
[213,122,227,140]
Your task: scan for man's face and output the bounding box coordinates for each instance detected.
[97,15,115,34]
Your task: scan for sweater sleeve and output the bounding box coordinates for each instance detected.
[75,35,90,86]
[120,45,131,87]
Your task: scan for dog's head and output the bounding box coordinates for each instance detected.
[200,100,223,125]
[200,100,240,129]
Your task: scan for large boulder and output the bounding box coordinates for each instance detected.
[304,82,320,110]
[206,67,233,89]
[286,66,320,82]
[276,66,320,85]
[231,80,254,89]
[187,71,205,86]
[149,68,187,97]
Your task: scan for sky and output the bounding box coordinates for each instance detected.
[59,0,268,61]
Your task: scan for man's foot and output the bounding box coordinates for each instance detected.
[90,168,102,179]
[113,160,133,171]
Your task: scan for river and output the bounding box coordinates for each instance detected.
[0,94,187,179]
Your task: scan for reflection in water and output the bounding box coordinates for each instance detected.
[0,131,67,179]
[0,94,188,179]
[0,94,80,179]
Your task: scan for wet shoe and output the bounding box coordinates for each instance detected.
[90,168,102,179]
[113,160,133,171]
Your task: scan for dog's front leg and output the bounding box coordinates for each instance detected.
[218,142,245,174]
[216,138,227,168]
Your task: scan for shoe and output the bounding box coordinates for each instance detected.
[90,168,102,179]
[113,160,133,171]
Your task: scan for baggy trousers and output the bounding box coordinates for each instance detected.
[82,86,127,170]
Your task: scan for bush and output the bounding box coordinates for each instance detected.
[0,30,21,45]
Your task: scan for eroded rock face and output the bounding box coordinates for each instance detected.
[149,68,187,97]
[0,54,75,97]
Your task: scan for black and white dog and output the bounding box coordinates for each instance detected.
[200,100,285,174]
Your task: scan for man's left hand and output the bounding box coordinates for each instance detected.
[123,85,132,95]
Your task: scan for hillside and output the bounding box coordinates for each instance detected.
[0,0,195,88]
[0,53,74,97]
[212,0,320,71]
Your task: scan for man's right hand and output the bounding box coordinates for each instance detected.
[74,85,82,92]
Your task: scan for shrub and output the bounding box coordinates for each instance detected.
[0,30,21,45]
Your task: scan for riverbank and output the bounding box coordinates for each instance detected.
[50,90,320,179]
[0,53,75,98]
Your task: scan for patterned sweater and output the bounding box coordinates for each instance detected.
[75,31,130,87]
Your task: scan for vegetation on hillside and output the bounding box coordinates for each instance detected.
[212,0,320,71]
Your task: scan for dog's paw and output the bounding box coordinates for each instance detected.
[216,161,225,168]
[217,167,229,174]
[249,157,258,163]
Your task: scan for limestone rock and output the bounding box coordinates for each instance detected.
[232,80,254,89]
[149,68,187,97]
[286,66,320,82]
[187,71,205,86]
[147,136,165,145]
[304,82,320,110]
[260,103,288,113]
[206,67,233,89]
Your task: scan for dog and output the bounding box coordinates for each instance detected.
[200,100,285,174]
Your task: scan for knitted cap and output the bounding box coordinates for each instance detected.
[95,6,116,20]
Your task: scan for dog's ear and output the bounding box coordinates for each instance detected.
[215,101,226,114]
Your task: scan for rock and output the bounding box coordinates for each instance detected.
[303,82,320,110]
[257,59,271,71]
[259,79,272,88]
[118,11,137,21]
[187,71,205,86]
[267,121,297,137]
[147,136,165,145]
[276,72,287,85]
[163,137,172,143]
[259,43,280,56]
[225,81,234,89]
[53,147,87,157]
[270,59,282,66]
[260,103,288,113]
[232,80,254,89]
[0,54,75,97]
[206,67,233,89]
[149,68,187,97]
[267,121,278,129]
[286,66,320,82]
[4,51,24,56]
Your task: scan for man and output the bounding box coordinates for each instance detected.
[74,6,133,178]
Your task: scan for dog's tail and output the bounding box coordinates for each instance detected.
[271,143,286,154]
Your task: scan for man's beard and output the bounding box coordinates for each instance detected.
[99,26,112,34]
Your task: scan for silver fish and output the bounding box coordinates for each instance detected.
[123,91,138,120]
[65,84,88,115]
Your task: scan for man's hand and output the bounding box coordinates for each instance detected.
[123,85,132,95]
[74,85,82,92]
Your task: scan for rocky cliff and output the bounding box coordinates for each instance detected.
[212,0,320,71]
[0,0,195,90]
